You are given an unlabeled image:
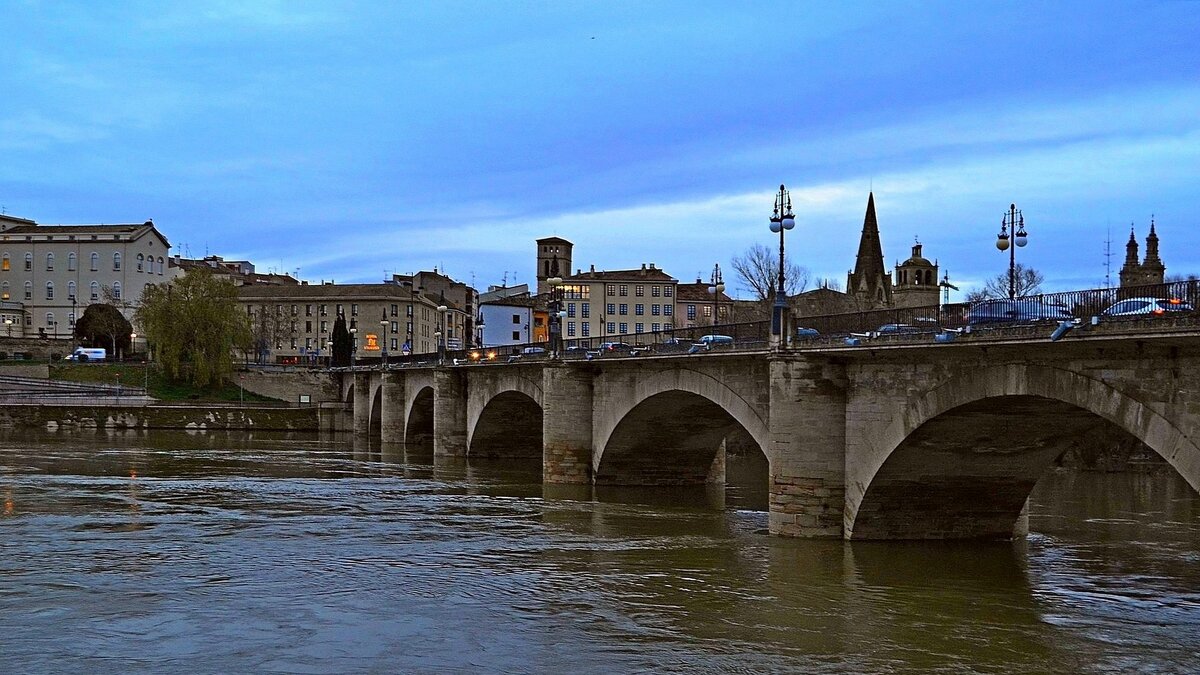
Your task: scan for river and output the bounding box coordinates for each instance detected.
[1,429,1198,674]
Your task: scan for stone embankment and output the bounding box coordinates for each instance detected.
[0,403,318,431]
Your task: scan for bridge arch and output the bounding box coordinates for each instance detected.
[847,363,1200,539]
[594,368,769,485]
[405,382,435,453]
[467,375,543,460]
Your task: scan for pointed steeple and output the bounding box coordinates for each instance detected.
[847,192,892,307]
[1124,224,1139,265]
[1144,216,1162,265]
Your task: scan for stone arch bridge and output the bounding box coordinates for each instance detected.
[334,331,1200,540]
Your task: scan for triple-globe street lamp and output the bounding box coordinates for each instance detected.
[768,184,796,339]
[995,203,1029,299]
[546,260,568,358]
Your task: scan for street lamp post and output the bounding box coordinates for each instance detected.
[326,339,333,368]
[380,311,389,369]
[3,317,12,337]
[436,302,448,364]
[707,263,725,333]
[995,203,1029,299]
[768,184,796,341]
[349,319,357,368]
[546,255,564,358]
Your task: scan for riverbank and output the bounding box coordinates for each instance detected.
[0,402,318,431]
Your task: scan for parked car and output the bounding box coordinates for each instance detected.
[795,327,820,340]
[598,341,633,353]
[521,346,547,355]
[66,347,107,362]
[695,334,734,347]
[966,298,1074,325]
[1101,297,1195,317]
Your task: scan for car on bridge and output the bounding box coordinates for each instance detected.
[598,341,634,354]
[966,298,1074,326]
[1101,297,1195,317]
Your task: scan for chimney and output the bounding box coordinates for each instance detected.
[640,263,647,277]
[650,262,656,270]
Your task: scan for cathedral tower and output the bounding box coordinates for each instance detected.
[846,193,893,308]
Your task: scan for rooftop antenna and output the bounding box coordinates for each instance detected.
[938,270,959,306]
[1103,222,1113,289]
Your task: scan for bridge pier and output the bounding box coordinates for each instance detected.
[434,368,468,456]
[768,356,847,538]
[380,372,405,444]
[543,364,594,483]
[352,372,372,436]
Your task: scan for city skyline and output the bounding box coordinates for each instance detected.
[3,2,1197,299]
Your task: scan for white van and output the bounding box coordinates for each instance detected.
[66,347,107,362]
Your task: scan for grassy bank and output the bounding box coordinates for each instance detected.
[50,363,280,403]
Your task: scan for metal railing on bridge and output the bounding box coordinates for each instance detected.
[332,279,1200,370]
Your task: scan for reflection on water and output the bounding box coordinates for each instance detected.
[1,429,1198,674]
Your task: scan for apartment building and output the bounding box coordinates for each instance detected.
[236,282,457,363]
[554,263,679,343]
[0,214,174,337]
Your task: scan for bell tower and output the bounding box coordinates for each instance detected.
[536,237,573,295]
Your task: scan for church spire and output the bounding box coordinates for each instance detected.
[1144,216,1162,265]
[1124,224,1139,265]
[847,192,892,306]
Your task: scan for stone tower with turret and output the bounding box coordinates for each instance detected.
[846,193,893,308]
[1119,219,1166,289]
[536,236,573,295]
[892,241,940,309]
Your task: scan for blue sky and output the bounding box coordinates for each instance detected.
[2,1,1197,299]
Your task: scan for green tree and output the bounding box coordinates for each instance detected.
[331,314,352,367]
[74,303,133,356]
[135,268,252,387]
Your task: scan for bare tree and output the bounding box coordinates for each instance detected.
[966,264,1046,301]
[731,243,810,301]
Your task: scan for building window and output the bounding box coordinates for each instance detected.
[703,306,712,317]
[305,321,313,332]
[336,304,343,316]
[664,286,673,297]
[68,312,75,327]
[635,285,644,297]
[607,322,616,334]
[651,304,660,315]
[581,323,590,337]
[291,305,298,316]
[635,304,644,316]
[46,312,54,328]
[567,322,576,337]
[391,338,398,351]
[290,337,298,349]
[45,282,54,300]
[512,331,520,341]
[305,304,313,317]
[112,282,121,300]
[1,281,8,299]
[567,303,576,318]
[157,256,164,275]
[90,281,100,301]
[351,304,358,316]
[664,305,673,316]
[320,304,328,316]
[619,285,628,297]
[606,303,615,315]
[113,252,121,271]
[652,323,660,332]
[512,314,520,324]
[24,253,32,271]
[320,320,328,333]
[619,322,628,334]
[67,252,76,271]
[652,286,661,297]
[24,281,33,300]
[687,305,697,320]
[606,284,616,296]
[391,304,398,317]
[136,253,144,272]
[68,281,76,300]
[619,303,628,315]
[90,252,99,271]
[1,253,8,271]
[46,252,54,271]
[635,323,644,333]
